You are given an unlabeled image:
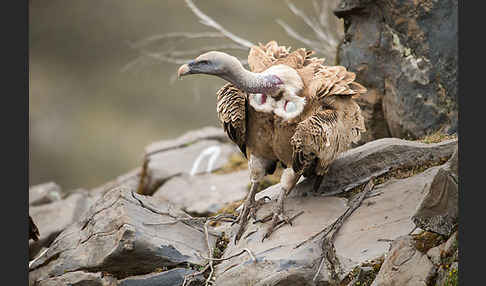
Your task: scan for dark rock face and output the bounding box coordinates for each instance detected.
[335,0,458,140]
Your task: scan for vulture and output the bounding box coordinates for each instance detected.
[29,215,39,241]
[177,41,366,242]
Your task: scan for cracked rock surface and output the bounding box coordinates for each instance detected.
[28,127,459,286]
[29,187,217,285]
[215,157,448,285]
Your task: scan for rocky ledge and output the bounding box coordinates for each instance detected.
[29,126,458,286]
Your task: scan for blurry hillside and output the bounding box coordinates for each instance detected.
[29,0,343,190]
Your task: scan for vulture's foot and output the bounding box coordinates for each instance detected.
[233,196,270,243]
[261,204,292,242]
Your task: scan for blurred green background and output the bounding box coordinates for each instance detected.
[29,0,342,191]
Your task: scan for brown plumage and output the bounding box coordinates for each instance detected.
[178,41,366,242]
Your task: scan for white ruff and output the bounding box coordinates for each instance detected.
[250,64,306,120]
[273,94,306,120]
[249,93,275,113]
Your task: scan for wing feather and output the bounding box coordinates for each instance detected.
[216,83,248,157]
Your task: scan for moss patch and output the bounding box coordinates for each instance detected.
[411,231,446,253]
[214,153,248,174]
[213,232,230,260]
[342,256,384,286]
[340,155,450,199]
[417,130,457,144]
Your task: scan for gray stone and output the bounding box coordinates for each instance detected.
[29,182,63,206]
[215,165,441,285]
[118,268,202,286]
[371,236,436,286]
[90,167,141,197]
[29,187,217,285]
[412,164,458,236]
[36,271,117,286]
[141,139,239,195]
[153,170,249,215]
[214,194,349,286]
[314,137,457,194]
[145,126,227,154]
[427,230,458,266]
[336,0,458,139]
[29,192,93,259]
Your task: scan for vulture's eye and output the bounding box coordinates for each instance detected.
[284,101,297,112]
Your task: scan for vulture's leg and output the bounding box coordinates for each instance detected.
[233,155,274,243]
[262,168,301,241]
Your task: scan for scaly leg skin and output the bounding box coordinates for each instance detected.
[233,155,274,243]
[262,168,301,242]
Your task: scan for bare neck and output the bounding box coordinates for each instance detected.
[220,62,280,94]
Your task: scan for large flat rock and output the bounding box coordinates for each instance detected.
[315,137,457,194]
[215,162,444,285]
[29,187,218,285]
[153,170,249,215]
[214,195,349,286]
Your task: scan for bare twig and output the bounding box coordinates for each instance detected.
[277,0,344,64]
[294,179,375,249]
[129,32,225,49]
[275,19,327,54]
[198,247,256,263]
[295,179,375,282]
[184,0,254,49]
[181,213,237,286]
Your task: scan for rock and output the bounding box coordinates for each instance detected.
[36,271,117,286]
[214,164,442,285]
[153,170,249,215]
[371,236,436,286]
[144,126,227,154]
[314,137,457,194]
[29,182,63,206]
[118,268,203,286]
[141,139,239,195]
[335,0,458,140]
[214,194,349,286]
[29,191,93,259]
[29,187,218,285]
[412,150,458,236]
[90,167,141,198]
[426,230,458,267]
[426,245,442,266]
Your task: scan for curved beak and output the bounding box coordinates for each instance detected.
[177,64,191,79]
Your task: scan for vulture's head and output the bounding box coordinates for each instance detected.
[178,51,306,121]
[177,51,239,78]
